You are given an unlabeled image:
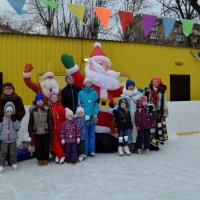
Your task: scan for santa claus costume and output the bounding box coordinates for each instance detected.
[49,92,65,164]
[23,64,61,103]
[61,42,124,152]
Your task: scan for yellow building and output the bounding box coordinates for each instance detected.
[0,33,200,104]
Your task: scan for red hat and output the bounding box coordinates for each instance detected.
[86,42,111,67]
[139,96,147,104]
[151,76,162,85]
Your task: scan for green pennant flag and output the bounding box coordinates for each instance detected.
[40,0,58,9]
[181,19,194,37]
[67,4,86,25]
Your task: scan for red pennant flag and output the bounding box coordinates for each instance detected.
[118,10,133,32]
[94,7,112,30]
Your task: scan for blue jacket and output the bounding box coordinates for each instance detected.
[78,87,99,118]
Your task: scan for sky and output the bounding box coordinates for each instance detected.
[0,0,160,16]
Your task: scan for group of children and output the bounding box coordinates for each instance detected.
[0,76,167,173]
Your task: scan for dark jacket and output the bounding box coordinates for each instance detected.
[113,108,133,130]
[28,105,54,138]
[0,92,25,122]
[61,85,81,114]
[135,106,152,130]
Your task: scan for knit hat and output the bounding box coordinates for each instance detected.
[49,92,58,99]
[43,72,54,80]
[126,80,135,89]
[65,108,73,116]
[5,106,13,112]
[76,107,84,115]
[65,74,73,81]
[34,93,44,103]
[86,42,111,67]
[139,96,147,104]
[83,77,92,85]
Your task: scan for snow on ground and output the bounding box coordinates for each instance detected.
[1,134,200,200]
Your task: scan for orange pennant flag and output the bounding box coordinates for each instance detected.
[94,7,112,30]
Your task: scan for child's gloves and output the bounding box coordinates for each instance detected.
[85,115,90,120]
[61,139,65,145]
[77,138,80,144]
[114,128,118,133]
[24,63,33,73]
[11,114,17,122]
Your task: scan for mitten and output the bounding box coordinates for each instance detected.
[61,54,75,69]
[77,138,80,144]
[11,114,17,122]
[24,64,33,73]
[61,139,65,145]
[114,128,118,133]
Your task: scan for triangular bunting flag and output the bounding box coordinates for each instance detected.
[67,4,86,25]
[118,10,133,32]
[142,14,157,38]
[162,17,176,39]
[94,7,112,30]
[40,0,58,9]
[7,0,26,15]
[181,19,194,37]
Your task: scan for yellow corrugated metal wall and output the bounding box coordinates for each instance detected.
[0,33,200,104]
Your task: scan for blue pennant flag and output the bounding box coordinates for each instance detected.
[162,17,176,39]
[7,0,26,15]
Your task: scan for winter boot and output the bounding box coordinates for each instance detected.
[118,146,124,156]
[137,149,142,154]
[38,160,43,166]
[60,157,65,164]
[12,164,18,170]
[90,152,95,157]
[42,160,48,166]
[55,156,59,163]
[0,166,3,173]
[79,154,84,162]
[128,143,135,154]
[124,145,131,155]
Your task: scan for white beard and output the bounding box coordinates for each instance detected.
[85,62,121,90]
[40,79,59,98]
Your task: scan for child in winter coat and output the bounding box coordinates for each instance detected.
[28,93,54,166]
[120,80,142,153]
[75,107,86,162]
[113,99,133,156]
[61,108,81,163]
[78,77,99,158]
[135,96,152,154]
[0,102,20,173]
[49,92,65,164]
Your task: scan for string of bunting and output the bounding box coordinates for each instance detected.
[6,0,196,38]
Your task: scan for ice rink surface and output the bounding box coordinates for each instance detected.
[1,133,200,200]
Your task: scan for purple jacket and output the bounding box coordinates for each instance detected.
[60,119,81,143]
[135,106,152,130]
